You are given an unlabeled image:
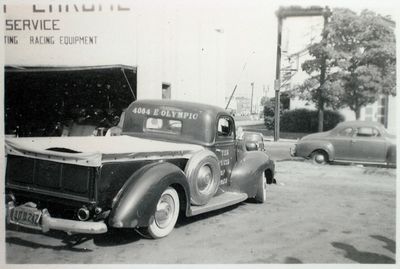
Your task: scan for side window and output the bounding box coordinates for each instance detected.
[338,127,354,137]
[356,127,380,137]
[217,117,234,138]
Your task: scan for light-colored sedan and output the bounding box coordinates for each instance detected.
[290,121,396,167]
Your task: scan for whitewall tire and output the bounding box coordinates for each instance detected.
[148,187,180,239]
[255,173,267,203]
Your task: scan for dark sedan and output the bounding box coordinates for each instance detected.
[291,121,396,167]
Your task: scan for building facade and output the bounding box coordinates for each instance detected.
[4,1,227,107]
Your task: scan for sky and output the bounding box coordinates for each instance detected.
[217,0,398,104]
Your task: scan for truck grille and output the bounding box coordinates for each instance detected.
[6,155,94,199]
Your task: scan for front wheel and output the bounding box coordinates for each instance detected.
[147,187,180,239]
[310,150,328,165]
[255,173,267,203]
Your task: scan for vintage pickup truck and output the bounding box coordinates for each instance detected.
[5,99,275,239]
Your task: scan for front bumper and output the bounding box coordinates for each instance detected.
[6,202,108,234]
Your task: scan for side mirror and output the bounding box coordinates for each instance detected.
[246,142,258,151]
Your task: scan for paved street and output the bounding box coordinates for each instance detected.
[5,143,396,263]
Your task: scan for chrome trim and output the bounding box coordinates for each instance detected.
[77,207,90,221]
[6,184,92,203]
[7,202,107,234]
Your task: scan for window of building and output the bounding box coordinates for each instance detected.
[162,83,171,99]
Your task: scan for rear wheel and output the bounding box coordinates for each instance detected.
[311,150,328,165]
[147,187,180,239]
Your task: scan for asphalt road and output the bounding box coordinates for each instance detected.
[5,143,396,264]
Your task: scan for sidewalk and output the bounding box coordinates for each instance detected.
[263,136,297,143]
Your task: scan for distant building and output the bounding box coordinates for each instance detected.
[235,97,252,116]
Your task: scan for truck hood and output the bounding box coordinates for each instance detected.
[5,135,204,167]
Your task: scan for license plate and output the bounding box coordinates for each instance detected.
[10,205,42,230]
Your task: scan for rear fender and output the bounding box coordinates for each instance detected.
[230,151,274,198]
[387,144,396,165]
[109,162,190,228]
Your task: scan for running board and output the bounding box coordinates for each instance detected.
[334,159,389,165]
[188,192,248,216]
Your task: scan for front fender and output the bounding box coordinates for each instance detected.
[296,140,335,161]
[230,151,274,198]
[387,144,396,165]
[108,162,190,228]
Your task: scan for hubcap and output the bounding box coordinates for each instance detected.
[315,154,325,164]
[197,165,213,194]
[154,194,175,229]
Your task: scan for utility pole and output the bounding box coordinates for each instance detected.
[317,8,330,132]
[274,6,330,141]
[250,82,254,114]
[274,15,283,142]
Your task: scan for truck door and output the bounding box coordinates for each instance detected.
[212,116,236,187]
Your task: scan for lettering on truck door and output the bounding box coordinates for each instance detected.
[213,116,236,186]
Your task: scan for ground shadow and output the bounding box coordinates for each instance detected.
[6,236,93,253]
[6,223,141,248]
[284,257,303,263]
[331,242,395,263]
[92,227,142,247]
[175,203,242,228]
[275,157,305,163]
[370,235,396,254]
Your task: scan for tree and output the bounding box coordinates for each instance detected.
[293,8,396,124]
[328,9,396,119]
[294,10,337,132]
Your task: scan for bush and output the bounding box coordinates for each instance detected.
[280,109,344,133]
[263,101,275,130]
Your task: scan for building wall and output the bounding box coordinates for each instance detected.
[4,0,226,107]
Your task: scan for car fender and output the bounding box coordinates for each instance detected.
[297,140,335,161]
[386,144,396,165]
[108,162,190,228]
[229,151,274,198]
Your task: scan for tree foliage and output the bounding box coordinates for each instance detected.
[293,8,396,119]
[262,92,290,130]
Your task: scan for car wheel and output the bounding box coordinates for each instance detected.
[185,150,221,206]
[147,187,180,239]
[255,173,267,203]
[311,150,328,165]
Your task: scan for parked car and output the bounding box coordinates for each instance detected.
[5,99,275,239]
[239,131,265,152]
[290,121,396,167]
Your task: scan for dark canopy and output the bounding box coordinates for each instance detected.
[5,65,136,137]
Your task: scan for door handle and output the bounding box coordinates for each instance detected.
[351,140,356,144]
